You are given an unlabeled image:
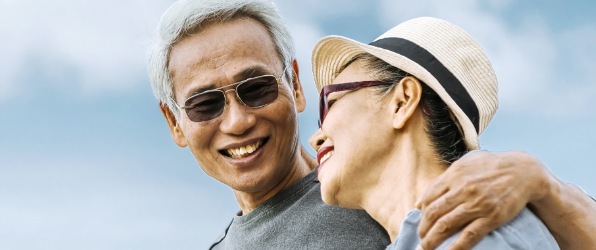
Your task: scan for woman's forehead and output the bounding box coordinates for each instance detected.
[331,61,373,85]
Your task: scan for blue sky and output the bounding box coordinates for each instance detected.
[1,0,594,249]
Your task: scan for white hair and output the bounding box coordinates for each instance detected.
[148,0,296,118]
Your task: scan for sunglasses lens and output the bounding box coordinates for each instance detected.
[237,76,279,107]
[318,91,327,126]
[184,91,225,122]
[181,75,280,122]
[319,99,324,126]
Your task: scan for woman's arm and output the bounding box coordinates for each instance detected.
[415,150,596,250]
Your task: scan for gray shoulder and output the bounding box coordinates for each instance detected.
[437,208,560,249]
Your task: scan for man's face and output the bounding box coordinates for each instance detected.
[164,17,306,194]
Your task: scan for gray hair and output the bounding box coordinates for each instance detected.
[148,0,296,118]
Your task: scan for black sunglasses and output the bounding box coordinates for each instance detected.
[175,69,287,122]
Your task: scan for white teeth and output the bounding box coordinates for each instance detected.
[321,151,334,163]
[226,140,263,158]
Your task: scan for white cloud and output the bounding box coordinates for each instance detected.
[0,156,237,250]
[0,0,172,101]
[376,0,595,119]
[0,55,21,102]
[481,15,596,118]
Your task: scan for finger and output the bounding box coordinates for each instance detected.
[445,218,496,250]
[416,173,450,209]
[419,203,479,249]
[418,190,463,238]
[416,153,478,209]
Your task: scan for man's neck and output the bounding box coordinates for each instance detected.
[234,146,317,214]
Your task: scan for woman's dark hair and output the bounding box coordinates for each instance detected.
[347,53,469,164]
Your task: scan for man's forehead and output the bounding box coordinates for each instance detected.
[170,18,276,67]
[168,17,282,100]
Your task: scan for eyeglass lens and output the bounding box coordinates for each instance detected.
[318,81,391,127]
[183,75,279,122]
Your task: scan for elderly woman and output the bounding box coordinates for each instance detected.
[309,17,559,249]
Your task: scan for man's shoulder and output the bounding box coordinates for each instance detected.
[210,171,390,249]
[209,218,233,250]
[438,208,560,249]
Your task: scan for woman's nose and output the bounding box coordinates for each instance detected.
[309,128,326,152]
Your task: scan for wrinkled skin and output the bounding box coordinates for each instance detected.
[417,150,596,250]
[162,17,313,214]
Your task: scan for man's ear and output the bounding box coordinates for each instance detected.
[159,103,188,147]
[290,59,307,113]
[388,76,423,129]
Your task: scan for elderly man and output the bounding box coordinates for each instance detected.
[148,0,596,249]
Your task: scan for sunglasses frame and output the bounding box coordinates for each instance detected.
[318,80,391,127]
[174,67,288,122]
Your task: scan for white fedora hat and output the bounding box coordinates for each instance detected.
[312,17,498,150]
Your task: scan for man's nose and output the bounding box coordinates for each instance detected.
[219,92,256,135]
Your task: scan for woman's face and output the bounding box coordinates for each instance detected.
[309,60,397,208]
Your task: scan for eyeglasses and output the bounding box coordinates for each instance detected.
[318,81,391,126]
[175,69,287,122]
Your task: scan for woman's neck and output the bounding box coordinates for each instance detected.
[359,138,447,242]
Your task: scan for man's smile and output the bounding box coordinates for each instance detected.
[220,137,269,159]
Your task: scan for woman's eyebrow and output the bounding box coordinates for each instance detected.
[328,91,350,102]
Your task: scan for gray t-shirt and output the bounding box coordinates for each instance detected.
[210,169,390,249]
[388,208,559,249]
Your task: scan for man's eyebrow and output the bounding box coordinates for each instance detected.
[185,84,217,100]
[235,66,272,79]
[183,66,276,99]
